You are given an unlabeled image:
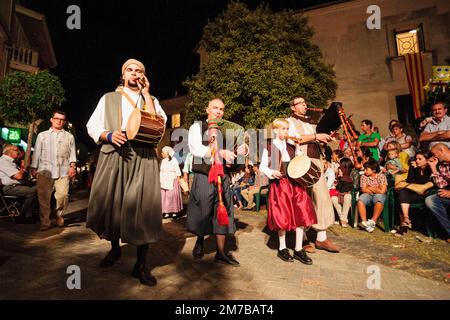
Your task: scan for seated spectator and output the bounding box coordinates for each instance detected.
[397,151,432,236]
[385,149,406,178]
[390,122,416,158]
[241,164,268,210]
[419,102,450,150]
[13,146,25,171]
[357,159,388,233]
[343,147,354,163]
[323,159,336,194]
[332,157,354,227]
[357,119,381,161]
[381,120,400,161]
[384,141,409,180]
[384,120,400,146]
[425,143,450,242]
[0,144,37,223]
[233,165,255,209]
[330,150,343,177]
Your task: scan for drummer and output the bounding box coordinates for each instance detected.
[260,119,317,264]
[286,97,340,253]
[86,58,167,286]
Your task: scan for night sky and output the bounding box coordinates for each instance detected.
[20,0,335,148]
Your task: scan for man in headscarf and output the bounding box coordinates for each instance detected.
[86,58,167,286]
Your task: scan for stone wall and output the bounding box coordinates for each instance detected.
[302,0,450,137]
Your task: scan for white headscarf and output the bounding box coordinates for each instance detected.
[162,146,175,157]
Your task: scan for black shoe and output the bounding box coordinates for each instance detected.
[99,249,121,268]
[294,249,313,265]
[132,264,157,286]
[193,243,204,259]
[214,252,240,266]
[277,248,294,262]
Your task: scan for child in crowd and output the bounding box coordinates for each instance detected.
[357,159,387,233]
[260,119,317,265]
[385,149,404,177]
[332,157,354,227]
[331,150,343,177]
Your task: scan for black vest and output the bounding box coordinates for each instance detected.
[266,140,296,178]
[191,121,245,175]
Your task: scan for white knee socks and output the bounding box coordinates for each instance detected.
[295,227,304,251]
[317,230,327,242]
[278,230,287,250]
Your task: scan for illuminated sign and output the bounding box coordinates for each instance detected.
[7,128,21,143]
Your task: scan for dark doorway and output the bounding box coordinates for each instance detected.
[395,94,415,127]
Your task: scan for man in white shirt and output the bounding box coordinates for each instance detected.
[86,58,167,286]
[31,111,76,231]
[286,97,339,253]
[419,102,450,150]
[0,144,37,223]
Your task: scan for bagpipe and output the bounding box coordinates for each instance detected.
[315,102,362,165]
[207,118,247,226]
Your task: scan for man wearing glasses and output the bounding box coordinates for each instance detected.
[31,111,77,231]
[287,97,339,253]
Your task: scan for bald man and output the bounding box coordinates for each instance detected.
[187,98,247,266]
[86,58,167,286]
[425,143,450,242]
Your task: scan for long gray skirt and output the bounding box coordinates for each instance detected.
[86,143,162,246]
[186,173,235,236]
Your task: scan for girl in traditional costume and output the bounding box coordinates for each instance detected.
[260,119,317,264]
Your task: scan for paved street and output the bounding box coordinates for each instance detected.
[0,191,449,300]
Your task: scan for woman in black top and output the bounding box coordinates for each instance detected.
[397,152,431,235]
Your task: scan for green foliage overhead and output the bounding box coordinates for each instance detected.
[0,70,66,125]
[184,1,337,128]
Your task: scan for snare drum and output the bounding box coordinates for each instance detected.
[126,108,165,146]
[287,155,321,187]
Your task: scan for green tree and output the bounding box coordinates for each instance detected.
[0,70,66,167]
[184,1,336,128]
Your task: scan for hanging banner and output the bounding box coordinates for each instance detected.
[404,52,426,119]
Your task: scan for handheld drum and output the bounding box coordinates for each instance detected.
[287,155,321,187]
[126,108,165,146]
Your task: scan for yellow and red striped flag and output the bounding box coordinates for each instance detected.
[404,52,426,119]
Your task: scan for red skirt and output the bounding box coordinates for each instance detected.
[268,177,317,231]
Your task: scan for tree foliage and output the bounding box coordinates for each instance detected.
[0,70,65,125]
[0,70,66,167]
[184,1,336,128]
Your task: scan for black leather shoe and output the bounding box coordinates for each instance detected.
[132,264,157,286]
[277,248,294,262]
[99,249,121,268]
[193,243,204,259]
[214,252,240,266]
[294,249,313,265]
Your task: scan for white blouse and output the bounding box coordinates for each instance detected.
[260,139,292,179]
[160,157,181,190]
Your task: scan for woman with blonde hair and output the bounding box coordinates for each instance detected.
[260,119,317,264]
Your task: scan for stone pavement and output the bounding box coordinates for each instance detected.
[0,191,449,300]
